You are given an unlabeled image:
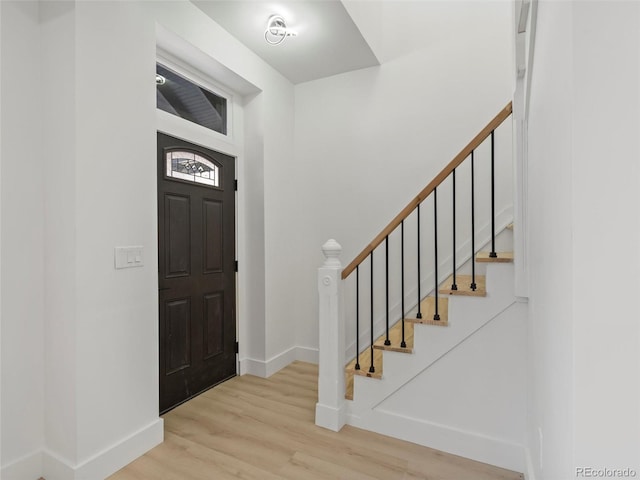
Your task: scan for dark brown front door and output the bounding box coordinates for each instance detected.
[157,132,236,414]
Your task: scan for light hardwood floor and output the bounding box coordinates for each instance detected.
[109,361,523,480]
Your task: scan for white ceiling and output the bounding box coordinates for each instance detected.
[192,0,380,85]
[191,1,506,85]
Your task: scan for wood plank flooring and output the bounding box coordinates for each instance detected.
[108,362,522,480]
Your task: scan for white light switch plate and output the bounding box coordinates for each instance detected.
[115,246,144,269]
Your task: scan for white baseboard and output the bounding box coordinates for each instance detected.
[348,409,525,473]
[239,348,295,378]
[3,419,164,480]
[239,356,268,377]
[240,346,319,378]
[264,347,297,377]
[73,418,163,480]
[315,402,346,432]
[1,450,43,480]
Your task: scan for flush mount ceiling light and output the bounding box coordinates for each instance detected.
[264,14,297,46]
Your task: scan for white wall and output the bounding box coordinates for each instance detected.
[294,0,514,355]
[0,1,46,476]
[526,1,640,478]
[73,1,161,466]
[570,1,640,474]
[262,79,297,364]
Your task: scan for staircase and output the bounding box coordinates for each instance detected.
[345,258,499,401]
[315,102,526,474]
[345,231,515,394]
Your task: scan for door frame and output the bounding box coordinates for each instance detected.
[156,51,244,376]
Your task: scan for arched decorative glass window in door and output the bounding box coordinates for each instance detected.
[165,150,220,188]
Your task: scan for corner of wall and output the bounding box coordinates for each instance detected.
[240,346,318,378]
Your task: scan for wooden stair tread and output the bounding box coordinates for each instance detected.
[439,274,486,296]
[345,344,383,376]
[405,296,449,326]
[476,251,513,263]
[373,320,414,353]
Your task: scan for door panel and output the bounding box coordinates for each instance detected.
[165,298,191,374]
[203,292,224,359]
[203,199,223,273]
[158,132,236,414]
[165,194,191,277]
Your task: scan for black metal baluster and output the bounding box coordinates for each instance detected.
[369,251,375,373]
[401,220,406,348]
[471,151,477,291]
[451,169,458,291]
[416,204,422,319]
[384,236,390,346]
[490,130,497,258]
[433,188,440,321]
[355,266,360,370]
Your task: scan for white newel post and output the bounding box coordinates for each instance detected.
[315,239,347,431]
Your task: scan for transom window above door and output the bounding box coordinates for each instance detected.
[166,150,220,187]
[156,63,228,135]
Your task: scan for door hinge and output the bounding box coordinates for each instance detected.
[234,179,238,191]
[234,260,238,272]
[235,341,239,354]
